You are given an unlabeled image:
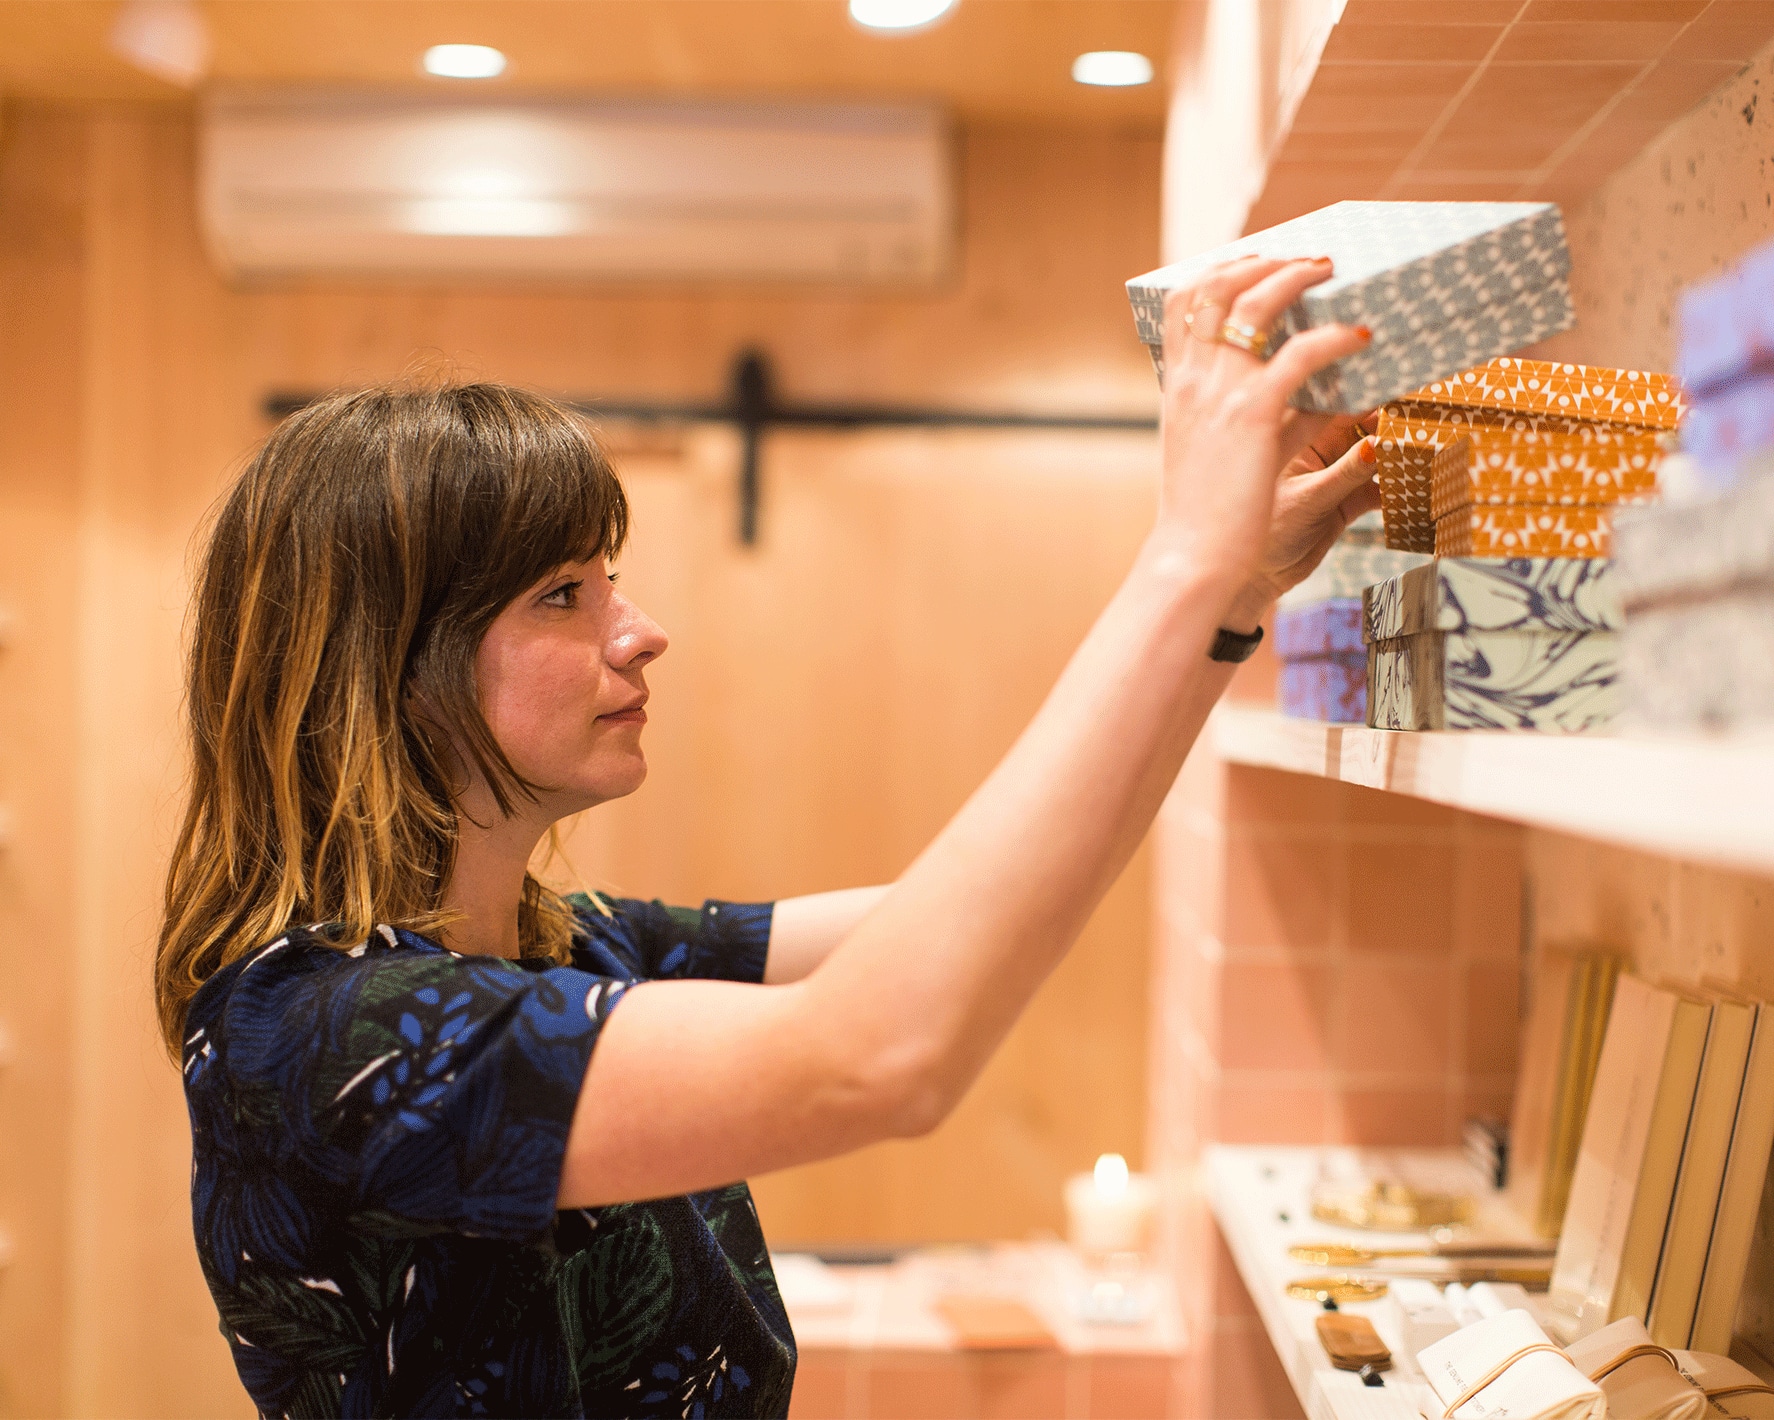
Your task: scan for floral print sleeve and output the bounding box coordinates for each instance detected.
[570,895,773,985]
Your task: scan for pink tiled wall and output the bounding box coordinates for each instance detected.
[1147,676,1525,1417]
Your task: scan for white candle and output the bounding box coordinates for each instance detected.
[1064,1153,1157,1256]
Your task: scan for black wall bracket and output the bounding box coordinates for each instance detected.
[265,349,1160,547]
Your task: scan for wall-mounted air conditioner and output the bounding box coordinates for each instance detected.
[199,92,955,284]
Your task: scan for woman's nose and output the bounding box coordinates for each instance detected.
[610,596,669,668]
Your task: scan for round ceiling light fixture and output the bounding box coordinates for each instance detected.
[1071,50,1154,87]
[848,0,957,32]
[422,43,508,79]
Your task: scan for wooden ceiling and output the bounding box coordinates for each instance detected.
[1248,0,1774,229]
[0,0,1177,130]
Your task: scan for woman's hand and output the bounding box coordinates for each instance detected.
[1152,255,1374,624]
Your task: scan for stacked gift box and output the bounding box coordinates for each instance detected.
[1363,557,1625,733]
[1374,357,1683,556]
[1274,512,1427,723]
[1614,236,1774,731]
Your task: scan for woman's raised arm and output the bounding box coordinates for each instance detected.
[557,255,1374,1209]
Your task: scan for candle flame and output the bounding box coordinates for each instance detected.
[1093,1153,1130,1197]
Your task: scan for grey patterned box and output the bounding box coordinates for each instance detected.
[1362,558,1622,733]
[1126,201,1573,415]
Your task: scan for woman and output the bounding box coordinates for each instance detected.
[156,255,1377,1418]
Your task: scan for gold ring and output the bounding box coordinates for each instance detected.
[1219,320,1271,359]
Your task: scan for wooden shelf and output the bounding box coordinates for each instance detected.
[1204,1145,1530,1420]
[1213,708,1774,874]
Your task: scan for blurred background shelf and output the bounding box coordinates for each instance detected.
[1213,706,1774,875]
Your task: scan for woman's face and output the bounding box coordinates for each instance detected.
[473,555,668,816]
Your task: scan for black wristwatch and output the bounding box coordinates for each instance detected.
[1208,624,1265,663]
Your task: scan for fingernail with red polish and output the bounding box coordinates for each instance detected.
[1359,437,1377,464]
[1355,325,1373,343]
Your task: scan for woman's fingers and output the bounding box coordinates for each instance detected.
[1223,257,1334,342]
[1160,256,1288,375]
[1261,322,1373,404]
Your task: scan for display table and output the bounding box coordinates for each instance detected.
[780,1242,1184,1419]
[1204,1145,1541,1420]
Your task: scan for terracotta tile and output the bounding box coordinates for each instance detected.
[1163,824,1224,940]
[789,1353,854,1419]
[1219,960,1336,1072]
[1290,65,1473,133]
[1345,841,1457,953]
[1209,1324,1306,1420]
[1494,19,1687,62]
[1389,174,1540,200]
[1461,1077,1518,1130]
[1665,0,1774,61]
[1353,0,1526,21]
[1523,1,1707,19]
[1625,57,1748,121]
[1212,1226,1261,1321]
[1421,62,1643,169]
[1342,780,1460,831]
[1086,1355,1172,1420]
[1321,23,1506,64]
[1333,1085,1454,1146]
[1214,1079,1334,1144]
[1453,838,1524,960]
[1280,130,1423,162]
[1336,955,1454,1074]
[863,1357,977,1419]
[972,1354,1071,1420]
[1225,766,1349,831]
[1464,961,1522,1075]
[1221,831,1344,953]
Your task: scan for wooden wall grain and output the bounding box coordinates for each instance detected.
[0,106,1163,1415]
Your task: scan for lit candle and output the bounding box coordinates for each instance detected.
[1063,1153,1157,1257]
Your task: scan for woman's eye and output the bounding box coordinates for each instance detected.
[541,580,583,608]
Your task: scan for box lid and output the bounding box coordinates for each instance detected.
[1613,474,1774,608]
[1405,357,1685,430]
[1362,557,1623,642]
[1127,201,1572,414]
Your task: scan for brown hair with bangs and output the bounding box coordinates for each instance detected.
[153,381,629,1056]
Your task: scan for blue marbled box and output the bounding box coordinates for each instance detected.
[1275,599,1367,723]
[1279,657,1367,724]
[1361,558,1622,733]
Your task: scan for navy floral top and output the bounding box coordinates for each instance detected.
[181,895,796,1419]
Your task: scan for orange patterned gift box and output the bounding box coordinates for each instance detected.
[1433,504,1614,558]
[1429,428,1662,522]
[1377,405,1643,552]
[1376,357,1684,552]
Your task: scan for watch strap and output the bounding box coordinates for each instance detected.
[1208,624,1265,663]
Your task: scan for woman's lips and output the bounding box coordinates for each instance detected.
[598,707,647,724]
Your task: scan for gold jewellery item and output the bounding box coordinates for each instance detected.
[1311,1180,1473,1232]
[1177,304,1273,359]
[1216,320,1272,359]
[1284,1275,1389,1305]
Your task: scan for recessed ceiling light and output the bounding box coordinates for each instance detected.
[1071,51,1154,87]
[848,0,957,32]
[422,44,508,79]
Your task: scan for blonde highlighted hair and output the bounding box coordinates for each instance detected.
[154,382,629,1056]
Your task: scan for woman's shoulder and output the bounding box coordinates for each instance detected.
[182,923,533,1071]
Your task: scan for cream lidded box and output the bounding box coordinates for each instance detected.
[1362,557,1623,733]
[1126,200,1573,414]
